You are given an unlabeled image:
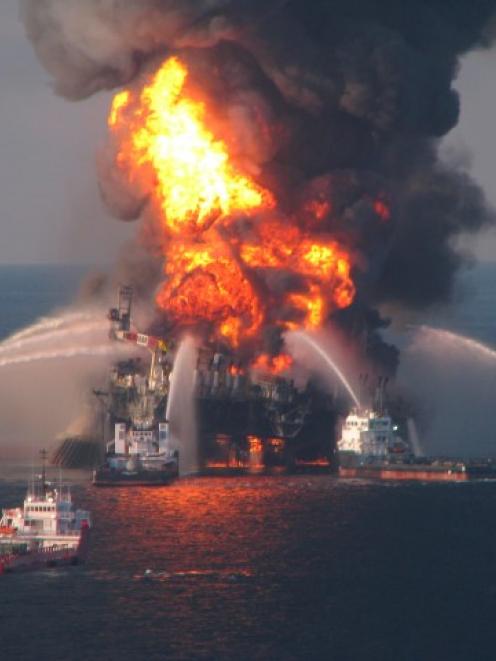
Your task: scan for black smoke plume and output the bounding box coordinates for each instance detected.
[20,0,496,372]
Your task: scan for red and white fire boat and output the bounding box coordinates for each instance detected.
[0,473,91,574]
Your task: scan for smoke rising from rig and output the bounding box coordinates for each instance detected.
[20,0,496,372]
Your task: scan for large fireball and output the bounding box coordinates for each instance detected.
[108,56,356,348]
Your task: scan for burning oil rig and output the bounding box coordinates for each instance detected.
[53,286,344,472]
[28,0,496,481]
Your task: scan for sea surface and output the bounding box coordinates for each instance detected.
[1,263,496,661]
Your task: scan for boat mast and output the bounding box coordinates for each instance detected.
[40,448,48,496]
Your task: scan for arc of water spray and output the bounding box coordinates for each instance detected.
[3,311,98,345]
[0,344,131,368]
[414,325,496,362]
[287,331,361,407]
[0,321,107,356]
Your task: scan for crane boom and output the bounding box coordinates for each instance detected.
[108,286,170,390]
[114,330,168,352]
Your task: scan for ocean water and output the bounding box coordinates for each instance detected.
[1,264,496,661]
[1,475,496,661]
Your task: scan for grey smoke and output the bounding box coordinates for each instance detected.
[19,0,274,99]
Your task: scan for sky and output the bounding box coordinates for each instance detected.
[0,0,133,265]
[0,1,495,265]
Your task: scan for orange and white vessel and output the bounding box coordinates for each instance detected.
[0,468,91,574]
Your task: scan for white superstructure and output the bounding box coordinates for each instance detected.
[108,420,177,473]
[113,421,172,457]
[337,408,403,458]
[0,482,90,550]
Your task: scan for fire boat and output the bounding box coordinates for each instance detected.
[0,452,91,573]
[336,384,496,482]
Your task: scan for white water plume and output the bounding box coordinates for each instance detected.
[285,330,360,407]
[399,325,496,457]
[414,325,496,362]
[0,328,136,458]
[0,343,132,369]
[3,311,99,345]
[407,418,424,457]
[165,337,198,476]
[0,306,139,459]
[0,320,107,356]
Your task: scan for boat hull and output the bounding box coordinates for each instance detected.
[0,527,89,574]
[338,466,469,482]
[93,467,178,487]
[93,450,179,487]
[338,464,496,482]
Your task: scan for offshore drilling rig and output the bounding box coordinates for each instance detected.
[52,286,172,470]
[53,286,344,471]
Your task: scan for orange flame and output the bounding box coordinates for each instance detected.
[108,56,356,348]
[109,57,271,234]
[156,235,263,347]
[251,353,293,374]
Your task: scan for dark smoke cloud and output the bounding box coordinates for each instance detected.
[20,0,496,368]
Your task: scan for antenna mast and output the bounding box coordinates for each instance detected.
[40,448,48,495]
